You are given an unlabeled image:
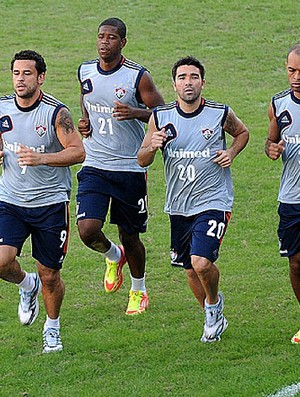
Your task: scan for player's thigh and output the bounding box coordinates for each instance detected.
[0,201,30,258]
[110,172,148,234]
[31,202,69,270]
[191,210,231,263]
[278,203,300,257]
[76,191,110,223]
[169,215,194,269]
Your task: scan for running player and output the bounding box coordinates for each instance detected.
[76,18,164,315]
[265,44,300,344]
[138,56,249,342]
[0,50,85,352]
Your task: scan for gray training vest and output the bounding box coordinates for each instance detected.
[153,99,233,216]
[0,93,71,207]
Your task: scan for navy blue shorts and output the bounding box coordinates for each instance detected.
[76,166,148,234]
[170,210,231,269]
[278,203,300,257]
[0,201,69,270]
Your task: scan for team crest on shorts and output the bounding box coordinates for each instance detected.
[35,124,47,138]
[115,87,126,100]
[202,128,214,140]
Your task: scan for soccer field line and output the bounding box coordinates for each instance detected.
[267,382,300,397]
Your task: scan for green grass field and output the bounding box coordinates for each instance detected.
[1,0,300,396]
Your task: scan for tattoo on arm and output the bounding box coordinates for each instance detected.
[58,108,75,134]
[224,110,238,135]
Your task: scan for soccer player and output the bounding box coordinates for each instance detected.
[265,44,300,344]
[76,18,164,315]
[138,56,249,342]
[0,50,85,352]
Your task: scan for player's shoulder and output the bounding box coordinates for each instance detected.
[78,59,98,73]
[272,88,291,101]
[204,98,226,110]
[41,92,65,109]
[0,94,14,102]
[122,57,146,72]
[154,101,177,114]
[80,59,99,67]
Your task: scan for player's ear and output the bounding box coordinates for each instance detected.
[38,72,46,86]
[202,79,206,89]
[120,38,127,49]
[172,79,176,92]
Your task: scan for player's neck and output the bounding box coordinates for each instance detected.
[178,96,202,113]
[16,90,42,109]
[99,55,123,72]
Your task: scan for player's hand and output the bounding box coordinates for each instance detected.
[112,101,136,121]
[0,150,4,165]
[17,144,41,166]
[267,139,284,160]
[78,118,92,138]
[213,150,232,168]
[151,128,167,150]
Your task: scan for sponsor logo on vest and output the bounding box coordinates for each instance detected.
[3,140,46,153]
[167,147,211,158]
[85,100,113,114]
[282,134,300,144]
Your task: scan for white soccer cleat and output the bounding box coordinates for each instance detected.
[201,292,228,343]
[43,327,63,353]
[18,273,42,326]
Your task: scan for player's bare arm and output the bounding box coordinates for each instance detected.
[213,108,249,168]
[138,115,166,167]
[78,94,92,138]
[17,107,85,167]
[113,71,164,123]
[265,103,284,160]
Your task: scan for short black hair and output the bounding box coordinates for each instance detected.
[98,17,127,39]
[172,56,205,81]
[287,44,300,59]
[11,50,47,75]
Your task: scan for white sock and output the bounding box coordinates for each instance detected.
[16,272,35,291]
[44,315,60,330]
[104,242,121,262]
[205,297,220,309]
[131,275,146,293]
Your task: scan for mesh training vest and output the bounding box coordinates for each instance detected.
[153,99,233,216]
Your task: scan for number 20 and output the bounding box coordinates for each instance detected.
[206,220,225,240]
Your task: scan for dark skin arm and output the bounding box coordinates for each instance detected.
[265,103,284,160]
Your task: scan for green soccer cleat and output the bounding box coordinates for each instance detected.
[126,290,149,315]
[104,245,126,293]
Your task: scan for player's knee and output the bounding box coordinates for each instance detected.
[120,232,142,253]
[39,268,61,293]
[191,255,212,275]
[78,224,99,247]
[289,255,300,274]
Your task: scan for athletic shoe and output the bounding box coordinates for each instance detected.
[291,329,300,344]
[104,245,126,293]
[43,327,63,353]
[201,292,228,343]
[18,273,42,326]
[126,290,149,315]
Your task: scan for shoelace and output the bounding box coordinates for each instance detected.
[107,262,118,278]
[128,292,142,309]
[44,328,60,346]
[20,289,34,310]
